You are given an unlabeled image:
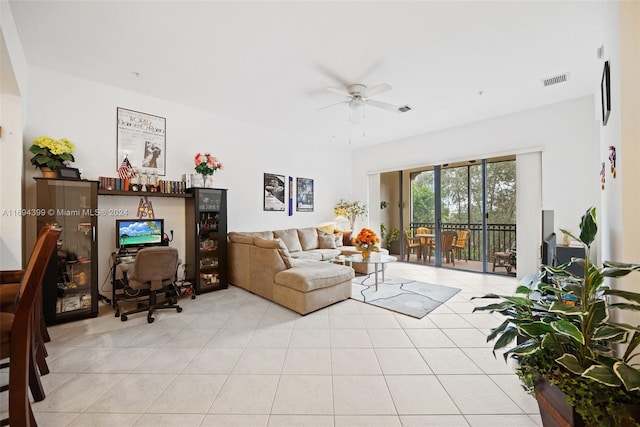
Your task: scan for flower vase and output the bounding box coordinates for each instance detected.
[41,167,57,178]
[359,246,371,260]
[203,174,215,188]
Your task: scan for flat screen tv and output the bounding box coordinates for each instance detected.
[116,219,164,250]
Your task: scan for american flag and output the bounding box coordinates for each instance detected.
[118,156,136,179]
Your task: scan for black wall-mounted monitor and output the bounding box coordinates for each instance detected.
[116,219,164,250]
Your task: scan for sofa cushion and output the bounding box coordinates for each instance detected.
[274,228,303,253]
[274,262,354,293]
[254,236,293,268]
[228,232,254,245]
[318,231,336,249]
[289,251,323,261]
[297,227,319,251]
[306,248,341,260]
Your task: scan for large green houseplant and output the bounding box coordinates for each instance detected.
[474,207,640,426]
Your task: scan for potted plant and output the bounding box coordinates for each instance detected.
[334,199,367,231]
[380,224,400,252]
[29,136,75,176]
[473,207,640,426]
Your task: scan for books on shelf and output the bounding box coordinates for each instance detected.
[98,176,186,194]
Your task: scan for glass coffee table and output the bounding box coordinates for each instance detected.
[332,253,397,291]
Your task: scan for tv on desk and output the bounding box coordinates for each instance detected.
[116,219,164,250]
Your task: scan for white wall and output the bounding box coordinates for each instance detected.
[351,96,600,277]
[22,67,352,295]
[0,93,23,269]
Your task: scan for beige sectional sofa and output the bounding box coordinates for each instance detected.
[228,226,391,314]
[228,227,356,314]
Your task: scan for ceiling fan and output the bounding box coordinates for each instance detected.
[318,83,412,125]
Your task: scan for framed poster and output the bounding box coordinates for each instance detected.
[601,61,611,126]
[264,173,286,211]
[117,107,166,176]
[296,177,314,212]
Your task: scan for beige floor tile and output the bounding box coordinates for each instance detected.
[405,328,456,348]
[289,328,331,348]
[85,373,176,413]
[84,348,155,374]
[335,415,402,426]
[330,329,373,348]
[200,414,269,426]
[465,414,540,426]
[268,414,334,426]
[385,375,459,415]
[130,348,199,374]
[428,313,474,328]
[232,348,287,374]
[66,413,141,426]
[146,374,227,413]
[361,314,402,328]
[209,374,279,414]
[282,348,332,374]
[375,348,433,374]
[332,348,382,375]
[400,415,470,426]
[442,328,493,348]
[271,375,333,414]
[33,373,126,413]
[333,376,396,415]
[418,348,483,374]
[438,374,523,414]
[247,327,293,348]
[133,413,205,426]
[367,328,413,348]
[329,313,366,329]
[489,374,540,414]
[182,347,244,374]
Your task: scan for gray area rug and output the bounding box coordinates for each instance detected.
[351,275,461,318]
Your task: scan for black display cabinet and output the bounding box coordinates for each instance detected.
[35,178,99,324]
[185,188,228,294]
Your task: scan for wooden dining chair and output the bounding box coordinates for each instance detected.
[427,230,458,265]
[0,224,61,426]
[403,229,422,261]
[454,230,470,261]
[415,227,431,261]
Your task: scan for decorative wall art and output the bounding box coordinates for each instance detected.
[296,177,314,212]
[117,107,166,176]
[601,61,611,126]
[288,176,293,216]
[264,173,286,211]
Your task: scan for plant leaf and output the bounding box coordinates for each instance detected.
[604,289,640,304]
[582,364,622,387]
[608,303,640,311]
[578,207,597,247]
[551,320,584,344]
[556,354,585,375]
[593,324,628,341]
[518,322,553,338]
[492,327,519,352]
[548,301,584,315]
[613,361,640,391]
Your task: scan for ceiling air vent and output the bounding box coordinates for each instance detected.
[542,73,570,87]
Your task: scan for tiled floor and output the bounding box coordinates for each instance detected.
[2,262,542,426]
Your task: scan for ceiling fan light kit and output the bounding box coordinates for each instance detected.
[320,83,412,123]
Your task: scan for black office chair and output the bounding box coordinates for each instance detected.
[120,246,182,323]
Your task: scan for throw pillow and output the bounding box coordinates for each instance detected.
[316,223,336,235]
[318,231,337,249]
[333,230,343,247]
[273,228,303,253]
[297,227,318,251]
[342,230,353,247]
[253,236,293,269]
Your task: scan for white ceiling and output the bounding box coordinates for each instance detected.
[8,1,606,148]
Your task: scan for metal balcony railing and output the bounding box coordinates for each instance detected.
[409,222,516,262]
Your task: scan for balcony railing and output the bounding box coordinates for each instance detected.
[409,222,516,262]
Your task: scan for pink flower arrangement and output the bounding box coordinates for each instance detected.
[194,152,223,176]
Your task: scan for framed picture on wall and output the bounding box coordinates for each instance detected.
[117,107,167,176]
[601,61,611,126]
[264,173,286,211]
[296,177,314,212]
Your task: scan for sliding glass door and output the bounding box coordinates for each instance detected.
[408,156,515,275]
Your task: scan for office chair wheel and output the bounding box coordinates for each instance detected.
[147,314,154,323]
[120,314,128,321]
[177,307,183,313]
[191,294,196,300]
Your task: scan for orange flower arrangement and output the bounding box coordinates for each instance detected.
[354,228,380,258]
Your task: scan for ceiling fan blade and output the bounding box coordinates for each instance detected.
[327,87,352,98]
[367,98,402,113]
[364,83,391,98]
[316,100,348,112]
